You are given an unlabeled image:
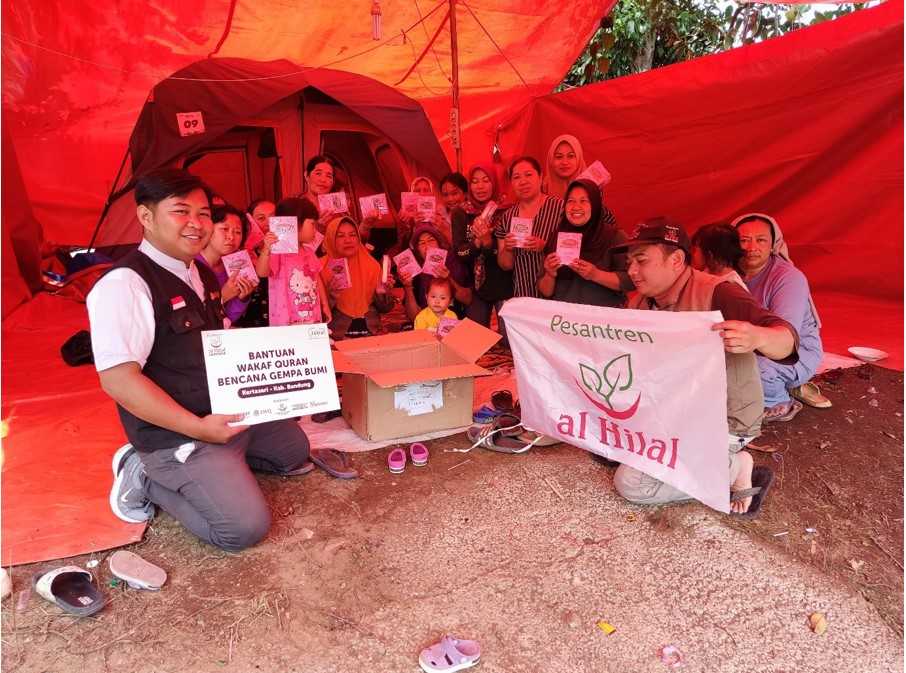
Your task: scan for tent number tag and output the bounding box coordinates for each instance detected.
[176,111,206,137]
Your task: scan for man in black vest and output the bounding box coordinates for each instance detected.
[87,169,313,551]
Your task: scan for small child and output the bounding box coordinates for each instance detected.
[413,277,457,332]
[256,198,332,326]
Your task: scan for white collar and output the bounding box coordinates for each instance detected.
[139,239,196,278]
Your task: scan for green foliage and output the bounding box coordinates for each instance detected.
[560,1,870,90]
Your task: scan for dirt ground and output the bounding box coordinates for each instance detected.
[2,363,902,673]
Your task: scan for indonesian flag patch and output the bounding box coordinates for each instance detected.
[171,296,187,310]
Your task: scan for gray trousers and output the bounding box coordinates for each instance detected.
[139,420,310,551]
[613,440,746,506]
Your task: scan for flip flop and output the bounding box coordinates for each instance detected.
[388,448,407,474]
[108,551,167,590]
[791,382,832,409]
[730,466,775,519]
[763,399,803,423]
[410,443,429,467]
[517,429,560,447]
[310,448,359,479]
[32,566,105,616]
[418,634,481,673]
[466,413,537,454]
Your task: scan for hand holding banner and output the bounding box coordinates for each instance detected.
[500,298,730,512]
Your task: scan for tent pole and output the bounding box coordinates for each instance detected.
[449,0,462,172]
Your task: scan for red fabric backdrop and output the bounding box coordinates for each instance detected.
[495,1,903,305]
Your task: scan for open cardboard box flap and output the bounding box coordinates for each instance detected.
[441,318,501,363]
[333,329,435,353]
[370,362,490,388]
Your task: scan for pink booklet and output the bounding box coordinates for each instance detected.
[556,232,582,266]
[420,247,448,277]
[416,196,436,222]
[393,248,422,278]
[436,317,460,338]
[359,193,390,218]
[509,217,533,248]
[244,214,265,250]
[326,257,351,290]
[577,160,612,187]
[268,217,299,254]
[317,192,349,214]
[221,250,257,283]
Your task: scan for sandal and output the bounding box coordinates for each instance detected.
[790,382,832,409]
[465,413,538,454]
[410,443,429,467]
[33,566,105,616]
[730,466,774,519]
[763,399,803,423]
[419,634,481,673]
[388,448,406,474]
[108,551,167,590]
[310,448,359,479]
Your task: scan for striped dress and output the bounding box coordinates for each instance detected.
[494,195,564,298]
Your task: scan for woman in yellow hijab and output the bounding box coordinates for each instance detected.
[320,215,395,338]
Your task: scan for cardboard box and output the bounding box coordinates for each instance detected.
[331,319,501,441]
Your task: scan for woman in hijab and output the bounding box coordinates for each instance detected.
[398,223,472,321]
[732,212,828,417]
[542,135,587,199]
[451,163,513,334]
[320,215,395,339]
[538,179,632,307]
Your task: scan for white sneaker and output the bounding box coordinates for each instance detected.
[109,444,155,523]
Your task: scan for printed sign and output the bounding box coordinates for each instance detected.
[359,193,390,219]
[510,217,533,248]
[176,111,205,137]
[221,250,258,284]
[326,257,351,291]
[500,298,731,512]
[202,324,339,424]
[394,381,444,416]
[577,160,612,187]
[269,217,299,255]
[420,247,448,277]
[556,233,582,266]
[317,192,349,215]
[393,249,422,279]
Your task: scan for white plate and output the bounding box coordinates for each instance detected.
[847,346,889,362]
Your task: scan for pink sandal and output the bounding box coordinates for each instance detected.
[410,443,429,467]
[388,448,407,474]
[419,635,480,672]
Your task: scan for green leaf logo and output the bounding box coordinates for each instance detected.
[601,353,633,406]
[579,363,603,395]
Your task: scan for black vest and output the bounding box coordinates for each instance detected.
[112,250,225,452]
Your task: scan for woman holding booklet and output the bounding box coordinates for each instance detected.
[397,223,472,322]
[320,215,395,339]
[452,164,513,337]
[537,179,633,307]
[493,156,563,298]
[196,204,258,325]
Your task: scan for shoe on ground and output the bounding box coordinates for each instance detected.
[790,382,832,409]
[763,399,803,424]
[109,444,155,523]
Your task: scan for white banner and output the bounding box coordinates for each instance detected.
[201,324,339,425]
[500,298,730,512]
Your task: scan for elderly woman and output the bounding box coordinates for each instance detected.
[398,223,472,321]
[451,164,513,334]
[690,222,747,288]
[492,156,563,298]
[320,215,395,339]
[196,204,258,326]
[538,179,632,307]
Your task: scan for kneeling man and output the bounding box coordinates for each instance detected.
[610,218,800,514]
[88,169,313,551]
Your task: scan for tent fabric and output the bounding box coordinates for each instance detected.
[2,294,144,566]
[494,0,903,307]
[2,1,611,249]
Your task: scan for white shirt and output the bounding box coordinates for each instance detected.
[86,240,207,372]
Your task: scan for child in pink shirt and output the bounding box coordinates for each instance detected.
[255,198,331,326]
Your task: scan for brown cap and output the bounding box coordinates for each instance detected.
[610,216,691,255]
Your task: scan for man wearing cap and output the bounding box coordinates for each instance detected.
[87,168,316,552]
[733,213,828,422]
[609,217,800,514]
